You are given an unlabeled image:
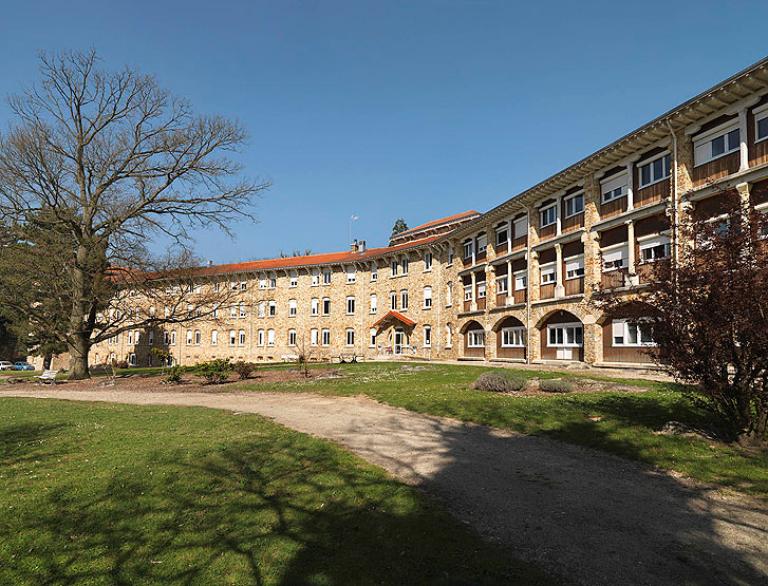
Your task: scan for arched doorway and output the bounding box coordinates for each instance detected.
[540,310,584,361]
[461,320,485,359]
[493,316,526,360]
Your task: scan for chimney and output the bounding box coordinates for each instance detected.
[350,239,359,253]
[358,240,366,252]
[207,260,214,267]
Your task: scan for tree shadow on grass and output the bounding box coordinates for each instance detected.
[0,422,68,467]
[2,435,552,586]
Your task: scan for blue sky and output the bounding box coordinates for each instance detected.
[1,1,767,263]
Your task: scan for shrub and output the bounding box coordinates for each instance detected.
[165,365,183,384]
[233,361,257,380]
[539,379,574,393]
[472,372,527,393]
[196,359,232,385]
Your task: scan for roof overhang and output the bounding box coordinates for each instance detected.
[372,310,417,330]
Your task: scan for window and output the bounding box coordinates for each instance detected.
[269,275,276,289]
[447,246,455,265]
[370,294,378,314]
[513,216,528,240]
[186,329,193,345]
[694,124,740,166]
[390,291,397,309]
[289,271,298,287]
[496,274,508,294]
[423,325,432,347]
[288,329,297,346]
[211,330,218,345]
[229,329,237,346]
[310,329,318,346]
[346,328,355,346]
[477,281,486,299]
[612,319,655,347]
[346,266,356,283]
[424,252,433,271]
[232,304,240,319]
[755,106,768,143]
[323,269,332,285]
[267,329,275,346]
[370,263,378,281]
[311,298,319,316]
[268,301,276,317]
[194,330,202,345]
[321,329,331,346]
[564,192,584,217]
[501,327,525,347]
[547,323,583,347]
[540,205,556,228]
[257,302,265,318]
[638,153,671,187]
[540,263,556,284]
[369,328,377,348]
[311,269,320,286]
[464,284,473,301]
[495,223,508,246]
[170,331,176,346]
[239,302,247,318]
[289,299,297,316]
[565,255,585,280]
[322,298,331,315]
[127,331,134,345]
[401,257,409,275]
[400,290,409,310]
[346,296,356,315]
[445,324,453,348]
[259,277,267,289]
[639,235,671,262]
[423,286,432,308]
[257,329,264,346]
[446,282,453,306]
[391,259,398,277]
[463,239,473,260]
[602,246,628,271]
[476,233,487,254]
[213,304,220,319]
[129,353,137,366]
[148,331,154,345]
[601,173,627,204]
[239,330,246,346]
[514,271,527,291]
[467,329,485,348]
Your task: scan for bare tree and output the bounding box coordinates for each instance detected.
[0,50,269,378]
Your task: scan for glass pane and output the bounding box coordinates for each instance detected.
[652,158,663,180]
[711,135,725,157]
[641,164,651,185]
[727,128,740,150]
[758,117,768,140]
[627,325,639,345]
[575,328,583,345]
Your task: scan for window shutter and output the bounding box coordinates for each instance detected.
[612,320,626,339]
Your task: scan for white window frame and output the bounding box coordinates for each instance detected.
[310,298,319,316]
[501,326,526,348]
[495,223,508,246]
[346,296,356,315]
[513,216,528,240]
[462,239,473,260]
[423,286,432,309]
[423,325,432,348]
[370,263,378,281]
[540,262,556,285]
[693,121,740,167]
[424,252,433,271]
[754,103,768,144]
[540,204,557,228]
[547,322,583,348]
[400,289,409,310]
[564,192,584,218]
[514,270,527,291]
[346,266,356,284]
[370,294,378,314]
[463,284,473,302]
[637,152,671,188]
[322,269,332,285]
[369,328,377,348]
[310,329,318,346]
[638,234,671,263]
[345,328,355,347]
[611,318,655,347]
[564,255,585,280]
[257,329,265,346]
[601,172,628,204]
[476,233,488,254]
[476,281,486,299]
[495,274,508,294]
[288,329,297,346]
[289,271,298,287]
[211,330,218,346]
[267,329,275,347]
[601,244,628,272]
[238,330,246,346]
[321,329,331,347]
[467,329,485,348]
[289,299,297,317]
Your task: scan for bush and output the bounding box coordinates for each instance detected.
[196,359,232,384]
[471,372,527,393]
[233,361,257,380]
[539,379,574,393]
[165,365,183,384]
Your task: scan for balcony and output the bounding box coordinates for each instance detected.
[564,277,585,296]
[540,283,555,300]
[513,289,527,304]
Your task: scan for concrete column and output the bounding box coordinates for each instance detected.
[739,107,750,172]
[470,271,477,311]
[507,219,513,249]
[736,181,752,218]
[506,258,512,304]
[626,219,638,285]
[554,243,565,298]
[528,250,540,302]
[626,161,635,211]
[486,265,496,310]
[556,195,563,236]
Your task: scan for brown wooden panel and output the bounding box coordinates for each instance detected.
[496,346,525,360]
[564,278,584,296]
[562,240,583,257]
[634,179,669,208]
[602,323,654,364]
[600,225,628,247]
[495,241,509,255]
[463,346,485,359]
[752,179,768,206]
[512,236,527,251]
[477,297,486,310]
[692,152,739,187]
[637,263,655,284]
[635,214,669,238]
[513,289,527,304]
[476,250,487,262]
[602,271,626,289]
[562,212,584,233]
[538,248,556,264]
[463,300,472,312]
[496,293,507,307]
[748,110,768,167]
[600,197,627,219]
[511,258,527,272]
[540,283,555,299]
[539,224,556,240]
[692,191,739,222]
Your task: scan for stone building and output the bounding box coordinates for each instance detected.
[85,56,768,371]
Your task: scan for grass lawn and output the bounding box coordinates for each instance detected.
[0,398,552,586]
[238,362,768,499]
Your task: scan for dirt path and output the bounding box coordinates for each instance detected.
[2,388,766,586]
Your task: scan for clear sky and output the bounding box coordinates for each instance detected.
[1,1,767,263]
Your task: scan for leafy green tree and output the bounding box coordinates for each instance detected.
[391,218,409,236]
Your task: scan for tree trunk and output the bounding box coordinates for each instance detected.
[67,333,90,380]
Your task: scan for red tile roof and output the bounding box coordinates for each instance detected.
[194,234,441,277]
[393,210,480,238]
[372,310,417,329]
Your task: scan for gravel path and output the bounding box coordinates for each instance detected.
[2,388,767,586]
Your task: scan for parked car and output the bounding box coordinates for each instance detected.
[0,361,15,371]
[14,362,35,371]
